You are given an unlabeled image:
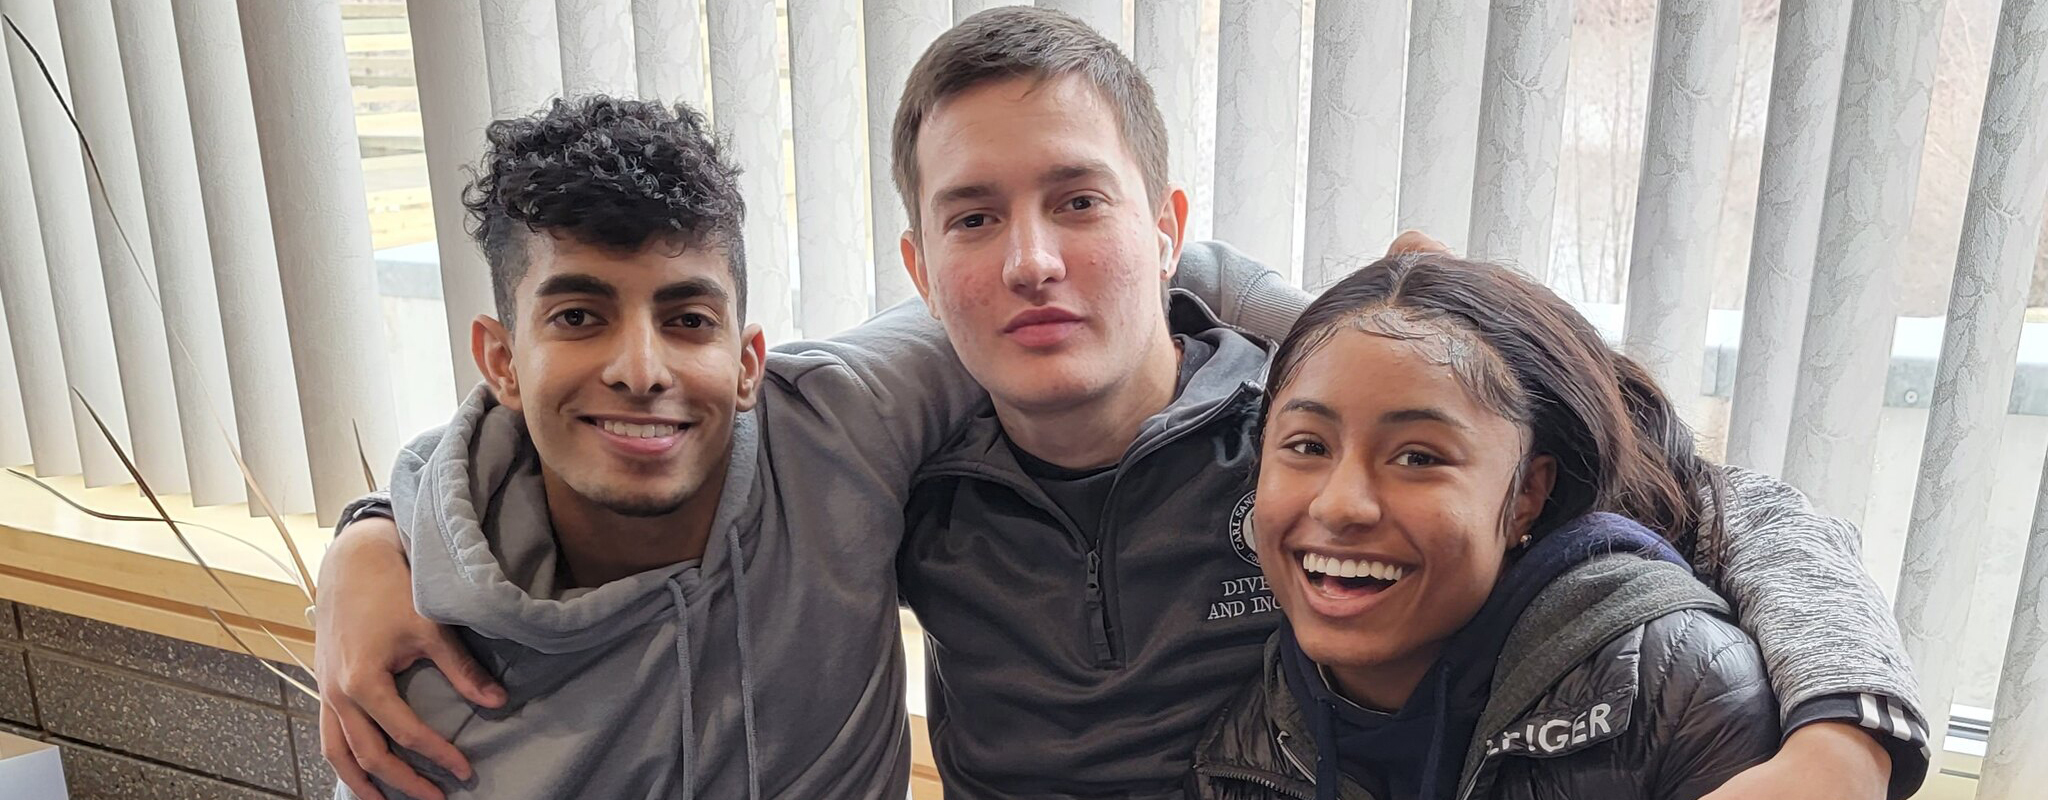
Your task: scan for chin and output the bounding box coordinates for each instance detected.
[990,366,1119,411]
[574,477,699,518]
[1293,623,1405,670]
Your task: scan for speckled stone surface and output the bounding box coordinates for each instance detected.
[30,655,298,793]
[57,741,290,800]
[0,600,18,639]
[0,644,34,726]
[293,714,338,798]
[279,664,320,716]
[17,605,283,705]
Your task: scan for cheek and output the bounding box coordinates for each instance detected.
[929,259,1002,323]
[1252,470,1313,563]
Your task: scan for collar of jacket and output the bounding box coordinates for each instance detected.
[912,290,1274,493]
[1196,555,1727,800]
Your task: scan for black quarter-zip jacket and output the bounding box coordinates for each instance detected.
[899,294,1280,799]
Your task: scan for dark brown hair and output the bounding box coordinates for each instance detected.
[1263,254,1724,563]
[466,96,747,323]
[890,6,1169,232]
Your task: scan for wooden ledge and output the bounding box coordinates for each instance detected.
[0,469,325,664]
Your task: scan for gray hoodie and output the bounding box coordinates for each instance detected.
[345,300,985,800]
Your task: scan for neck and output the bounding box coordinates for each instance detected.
[541,459,728,588]
[996,330,1180,469]
[1325,643,1444,712]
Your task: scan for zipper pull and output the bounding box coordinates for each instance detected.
[1084,550,1114,665]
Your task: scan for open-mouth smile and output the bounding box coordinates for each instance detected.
[1294,550,1414,619]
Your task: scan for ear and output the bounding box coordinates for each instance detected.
[1156,185,1190,280]
[732,322,768,412]
[900,229,937,319]
[1509,454,1558,541]
[473,314,522,412]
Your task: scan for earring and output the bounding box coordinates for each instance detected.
[1515,533,1532,549]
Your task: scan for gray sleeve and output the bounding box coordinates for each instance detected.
[768,297,986,483]
[1701,465,1924,728]
[335,489,393,529]
[1170,240,1311,339]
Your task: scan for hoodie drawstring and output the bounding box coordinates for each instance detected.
[665,579,698,800]
[1313,697,1341,800]
[661,532,761,800]
[726,523,763,800]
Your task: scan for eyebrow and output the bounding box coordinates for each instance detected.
[1379,407,1471,431]
[930,182,997,210]
[1278,398,1340,420]
[1039,160,1116,188]
[653,277,729,307]
[534,273,616,300]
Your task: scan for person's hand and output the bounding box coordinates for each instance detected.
[1701,722,1891,800]
[1386,229,1450,257]
[315,516,506,800]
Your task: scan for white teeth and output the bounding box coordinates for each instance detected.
[600,420,679,438]
[1300,553,1406,582]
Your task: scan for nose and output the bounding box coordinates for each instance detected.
[600,314,673,397]
[1001,215,1066,295]
[1306,454,1382,536]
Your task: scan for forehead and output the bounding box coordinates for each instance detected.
[915,74,1141,195]
[1279,329,1504,429]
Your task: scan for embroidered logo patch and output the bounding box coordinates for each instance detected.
[1228,491,1258,566]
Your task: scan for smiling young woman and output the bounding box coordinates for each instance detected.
[1190,254,1779,800]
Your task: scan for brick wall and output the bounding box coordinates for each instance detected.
[0,599,336,800]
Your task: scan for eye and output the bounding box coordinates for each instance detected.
[958,213,990,229]
[672,313,712,329]
[1064,196,1098,212]
[552,309,597,328]
[1394,450,1440,468]
[1283,439,1328,457]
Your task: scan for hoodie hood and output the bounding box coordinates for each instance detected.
[392,386,761,653]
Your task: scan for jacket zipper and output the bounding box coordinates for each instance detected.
[1196,765,1315,800]
[1085,382,1260,667]
[1083,549,1113,664]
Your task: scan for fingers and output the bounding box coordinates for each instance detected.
[423,629,506,709]
[335,676,453,800]
[321,702,386,800]
[1386,229,1450,257]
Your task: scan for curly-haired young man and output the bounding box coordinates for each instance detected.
[316,96,987,800]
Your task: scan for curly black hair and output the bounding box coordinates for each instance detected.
[464,96,747,323]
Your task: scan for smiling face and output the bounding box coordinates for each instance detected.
[1255,324,1552,707]
[476,234,764,519]
[901,74,1187,417]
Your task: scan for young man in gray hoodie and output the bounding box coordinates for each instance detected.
[322,8,1927,800]
[317,95,990,800]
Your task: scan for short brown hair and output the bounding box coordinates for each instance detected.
[890,6,1170,232]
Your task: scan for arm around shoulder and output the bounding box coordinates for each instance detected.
[1700,466,1921,724]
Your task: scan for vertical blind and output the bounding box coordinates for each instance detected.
[2,0,2047,789]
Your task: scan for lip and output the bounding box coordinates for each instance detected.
[581,415,691,458]
[1002,306,1085,348]
[1290,548,1415,621]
